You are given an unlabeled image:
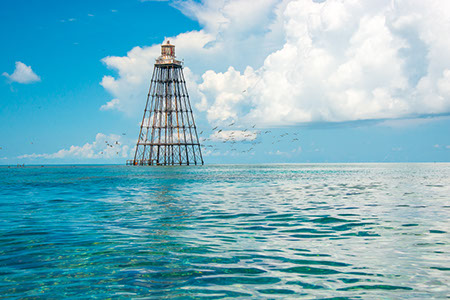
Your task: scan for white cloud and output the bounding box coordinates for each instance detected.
[199,66,260,124]
[100,98,121,111]
[210,130,258,142]
[267,150,290,156]
[18,133,130,160]
[99,30,214,115]
[437,70,450,98]
[99,0,450,126]
[2,62,40,84]
[199,0,450,125]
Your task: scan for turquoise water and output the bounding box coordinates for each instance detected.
[0,164,449,299]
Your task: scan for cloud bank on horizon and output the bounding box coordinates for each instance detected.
[18,133,130,160]
[101,0,450,127]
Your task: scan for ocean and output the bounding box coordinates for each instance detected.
[0,164,449,299]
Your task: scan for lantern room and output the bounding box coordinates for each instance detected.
[156,40,182,66]
[161,40,175,57]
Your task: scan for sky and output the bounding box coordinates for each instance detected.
[1,0,449,165]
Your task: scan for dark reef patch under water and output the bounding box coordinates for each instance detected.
[0,164,449,298]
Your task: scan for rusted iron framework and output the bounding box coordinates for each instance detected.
[129,41,203,166]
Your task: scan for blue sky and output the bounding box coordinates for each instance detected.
[1,0,449,164]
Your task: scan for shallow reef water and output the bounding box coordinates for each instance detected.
[0,163,449,298]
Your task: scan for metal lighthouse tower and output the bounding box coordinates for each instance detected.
[130,41,203,166]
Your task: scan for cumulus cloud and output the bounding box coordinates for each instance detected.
[2,62,40,84]
[18,133,130,160]
[100,31,214,116]
[100,0,450,126]
[210,130,258,141]
[100,98,121,111]
[199,0,450,125]
[198,66,261,124]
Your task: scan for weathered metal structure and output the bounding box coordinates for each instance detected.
[128,41,203,166]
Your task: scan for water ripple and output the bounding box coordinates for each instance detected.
[0,163,449,298]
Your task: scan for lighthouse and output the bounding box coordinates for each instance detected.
[129,41,203,166]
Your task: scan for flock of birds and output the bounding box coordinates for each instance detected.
[3,125,299,158]
[199,122,300,154]
[95,122,300,157]
[100,139,123,155]
[75,120,301,157]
